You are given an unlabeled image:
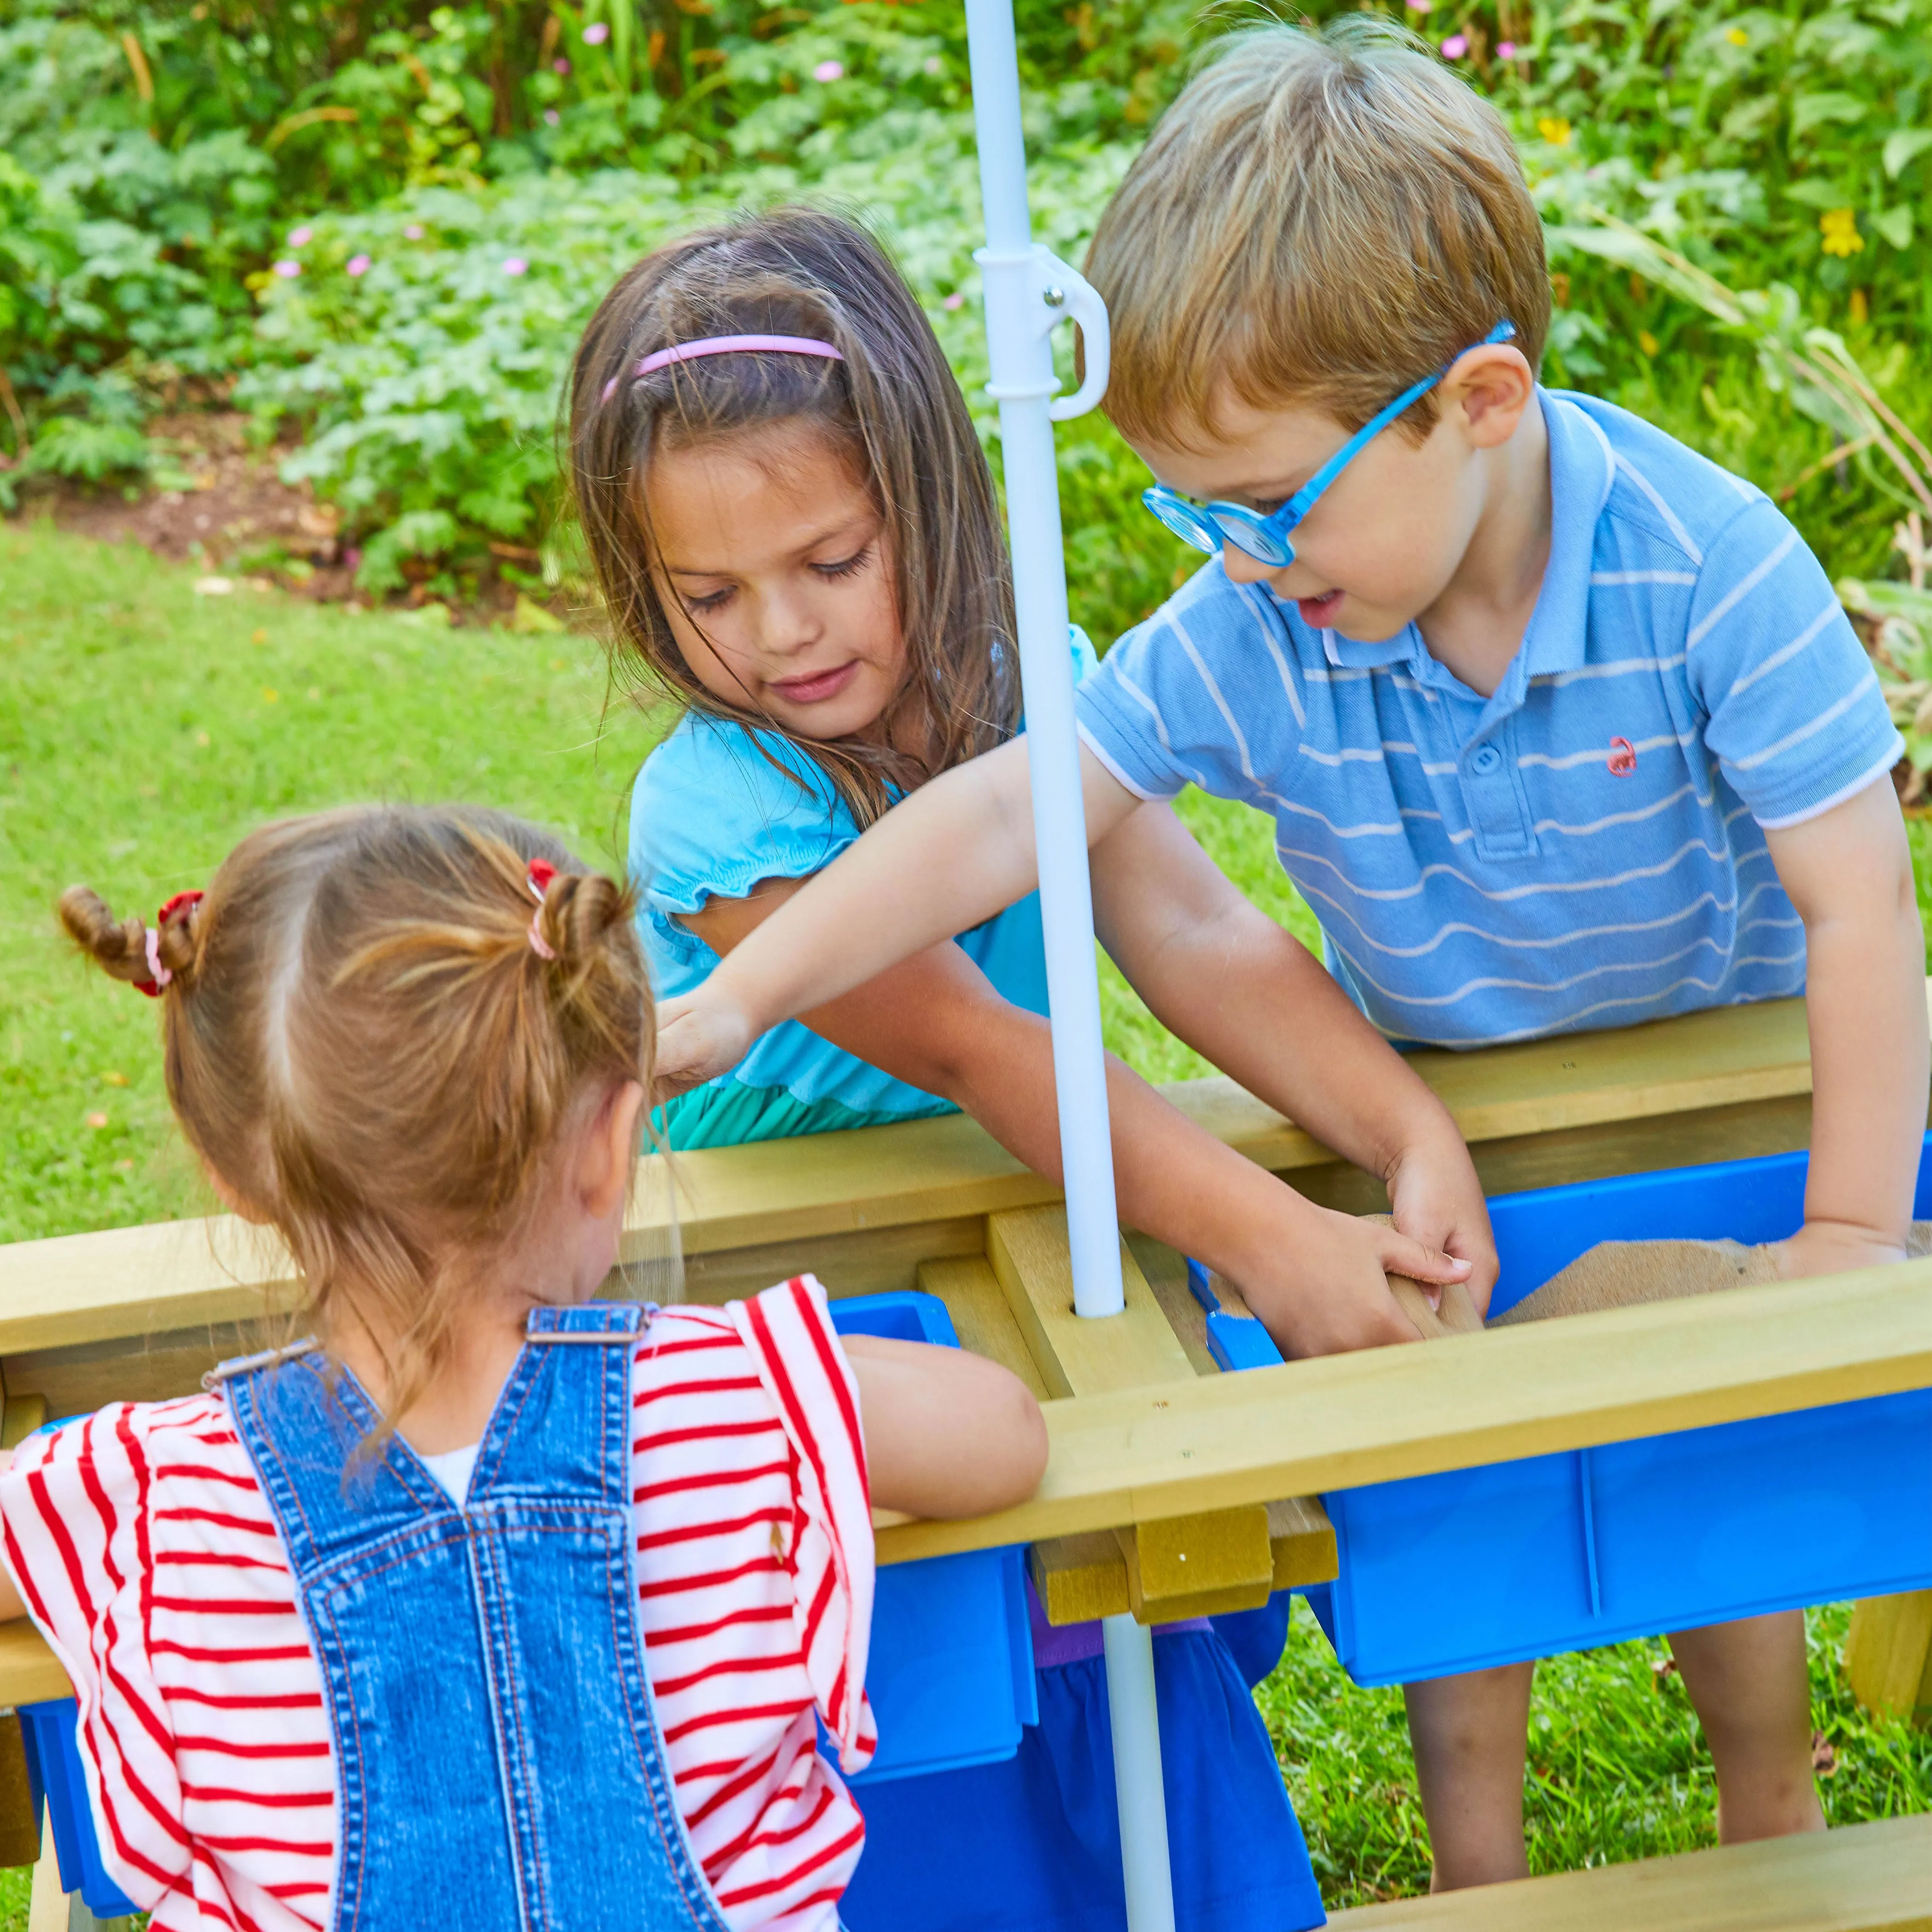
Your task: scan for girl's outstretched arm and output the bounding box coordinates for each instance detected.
[1092,804,1501,1310]
[683,876,1461,1354]
[840,1334,1047,1518]
[656,737,1138,1087]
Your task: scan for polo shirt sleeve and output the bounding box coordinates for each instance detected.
[1686,494,1902,829]
[1075,578,1297,804]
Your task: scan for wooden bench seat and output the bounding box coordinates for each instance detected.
[1328,1813,1932,1929]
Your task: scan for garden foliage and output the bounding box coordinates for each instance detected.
[5,0,1932,663]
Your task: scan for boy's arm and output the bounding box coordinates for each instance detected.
[1091,805,1501,1308]
[1764,776,1929,1276]
[656,736,1140,1085]
[684,884,1469,1354]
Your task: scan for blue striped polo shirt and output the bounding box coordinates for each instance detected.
[1075,389,1902,1048]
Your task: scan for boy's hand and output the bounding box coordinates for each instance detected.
[1236,1208,1474,1358]
[1771,1219,1909,1282]
[1385,1131,1501,1316]
[653,990,755,1098]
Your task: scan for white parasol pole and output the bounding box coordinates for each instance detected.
[962,4,1176,1928]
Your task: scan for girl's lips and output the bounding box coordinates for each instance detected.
[1297,589,1344,627]
[769,660,860,705]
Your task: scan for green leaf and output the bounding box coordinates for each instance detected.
[1785,177,1856,209]
[1791,92,1869,138]
[1882,127,1932,178]
[1871,204,1915,248]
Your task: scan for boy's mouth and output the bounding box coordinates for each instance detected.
[770,661,861,705]
[1296,589,1344,627]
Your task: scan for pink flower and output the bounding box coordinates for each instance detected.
[812,59,844,82]
[544,108,560,125]
[1406,0,1432,13]
[502,257,529,276]
[273,259,301,278]
[943,292,965,310]
[1440,33,1469,58]
[288,224,313,247]
[405,224,425,240]
[583,20,609,44]
[346,253,371,276]
[554,56,570,73]
[1497,39,1517,56]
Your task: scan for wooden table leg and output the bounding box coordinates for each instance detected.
[1845,1591,1932,1725]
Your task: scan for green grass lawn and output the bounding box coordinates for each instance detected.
[3,520,1931,1916]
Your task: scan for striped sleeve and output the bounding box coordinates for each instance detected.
[0,1407,191,1911]
[725,1279,875,1775]
[1075,567,1298,805]
[1686,494,1902,828]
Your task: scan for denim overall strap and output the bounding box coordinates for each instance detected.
[222,1305,733,1932]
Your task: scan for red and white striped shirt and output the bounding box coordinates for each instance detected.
[0,1277,875,1932]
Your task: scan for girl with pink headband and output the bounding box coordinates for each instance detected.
[568,206,1477,1932]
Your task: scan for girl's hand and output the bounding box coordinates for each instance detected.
[1234,1207,1472,1358]
[653,990,756,1096]
[1386,1130,1501,1317]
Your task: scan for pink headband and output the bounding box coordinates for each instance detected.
[601,334,843,403]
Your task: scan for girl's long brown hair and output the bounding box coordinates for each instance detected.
[59,805,651,1439]
[569,207,1020,829]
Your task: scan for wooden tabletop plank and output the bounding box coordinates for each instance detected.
[1326,1811,1932,1930]
[0,995,1833,1356]
[874,1257,1932,1563]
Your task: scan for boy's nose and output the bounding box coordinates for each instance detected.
[1219,540,1293,593]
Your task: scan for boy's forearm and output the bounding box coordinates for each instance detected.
[1768,780,1929,1253]
[1800,899,1927,1247]
[938,1004,1332,1269]
[708,743,1040,1030]
[1124,895,1462,1184]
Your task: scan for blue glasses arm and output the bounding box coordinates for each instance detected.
[1278,321,1519,525]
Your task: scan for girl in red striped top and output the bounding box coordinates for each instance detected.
[0,804,1046,1932]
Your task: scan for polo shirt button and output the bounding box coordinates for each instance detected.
[1470,744,1502,775]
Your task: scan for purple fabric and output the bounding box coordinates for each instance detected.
[1025,1574,1210,1668]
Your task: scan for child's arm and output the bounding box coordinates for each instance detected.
[1090,804,1501,1306]
[840,1334,1047,1516]
[656,734,1102,1081]
[1764,777,1929,1275]
[685,881,1467,1352]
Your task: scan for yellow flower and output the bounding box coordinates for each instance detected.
[1536,115,1572,146]
[1849,288,1869,325]
[1725,26,1749,46]
[1638,329,1660,357]
[1820,208,1865,258]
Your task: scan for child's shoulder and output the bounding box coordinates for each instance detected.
[629,712,851,909]
[1547,388,1776,564]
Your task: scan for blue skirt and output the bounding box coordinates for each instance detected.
[842,1600,1323,1932]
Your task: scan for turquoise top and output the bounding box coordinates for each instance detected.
[630,631,1098,1149]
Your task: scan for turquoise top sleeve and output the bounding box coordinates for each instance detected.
[628,630,1097,1148]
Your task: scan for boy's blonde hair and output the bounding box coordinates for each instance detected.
[1086,18,1551,452]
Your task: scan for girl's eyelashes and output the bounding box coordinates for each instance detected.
[812,544,873,582]
[683,584,735,614]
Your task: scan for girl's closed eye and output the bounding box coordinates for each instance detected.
[683,582,736,614]
[813,545,873,582]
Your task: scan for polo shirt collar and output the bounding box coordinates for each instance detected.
[1303,388,1613,700]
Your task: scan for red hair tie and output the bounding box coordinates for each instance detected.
[138,890,204,999]
[526,861,558,961]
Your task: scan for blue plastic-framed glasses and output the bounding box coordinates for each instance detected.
[1141,322,1518,567]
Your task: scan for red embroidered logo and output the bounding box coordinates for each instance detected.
[1607,736,1637,776]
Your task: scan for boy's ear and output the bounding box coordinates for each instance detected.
[580,1079,647,1220]
[1443,345,1535,450]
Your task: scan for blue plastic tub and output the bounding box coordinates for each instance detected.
[825,1292,1037,1782]
[1197,1135,1932,1685]
[18,1697,140,1918]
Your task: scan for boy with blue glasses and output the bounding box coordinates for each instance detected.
[655,15,1927,1901]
